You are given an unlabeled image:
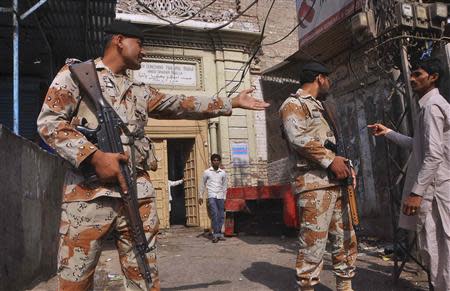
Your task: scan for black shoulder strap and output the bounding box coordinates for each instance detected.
[322,101,340,141]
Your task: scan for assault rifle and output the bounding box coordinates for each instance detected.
[69,60,153,290]
[321,101,360,228]
[324,139,360,227]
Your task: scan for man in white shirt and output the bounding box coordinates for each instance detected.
[369,58,450,291]
[199,154,228,243]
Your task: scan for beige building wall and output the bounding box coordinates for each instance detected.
[136,47,221,229]
[116,0,297,228]
[215,50,265,187]
[131,44,261,228]
[248,0,300,186]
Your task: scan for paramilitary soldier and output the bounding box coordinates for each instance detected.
[37,20,269,291]
[279,62,357,291]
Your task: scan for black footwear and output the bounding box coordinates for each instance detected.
[218,237,226,241]
[212,238,219,243]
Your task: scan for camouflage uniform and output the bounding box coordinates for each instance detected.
[37,58,232,290]
[279,89,357,289]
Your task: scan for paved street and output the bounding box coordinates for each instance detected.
[29,227,428,291]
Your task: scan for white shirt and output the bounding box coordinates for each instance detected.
[199,167,228,200]
[168,179,183,212]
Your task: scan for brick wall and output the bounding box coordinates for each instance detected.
[223,160,269,187]
[253,0,299,70]
[245,0,299,185]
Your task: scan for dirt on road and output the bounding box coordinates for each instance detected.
[29,226,428,291]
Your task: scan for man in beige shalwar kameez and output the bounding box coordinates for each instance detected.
[369,58,450,291]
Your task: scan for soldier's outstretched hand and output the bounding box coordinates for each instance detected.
[231,88,270,110]
[88,150,129,193]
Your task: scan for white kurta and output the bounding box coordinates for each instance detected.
[386,88,450,290]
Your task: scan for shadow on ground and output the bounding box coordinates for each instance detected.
[323,260,427,291]
[162,280,231,291]
[242,259,426,291]
[242,261,332,291]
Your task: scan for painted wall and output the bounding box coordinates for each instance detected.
[0,125,66,290]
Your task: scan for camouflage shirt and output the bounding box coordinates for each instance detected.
[37,58,232,202]
[279,88,339,194]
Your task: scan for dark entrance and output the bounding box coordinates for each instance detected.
[168,139,195,226]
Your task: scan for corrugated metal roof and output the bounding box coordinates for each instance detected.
[0,0,116,138]
[0,0,116,76]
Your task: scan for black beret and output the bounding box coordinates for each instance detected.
[301,61,331,75]
[104,20,144,40]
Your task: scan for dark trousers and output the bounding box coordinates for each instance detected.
[207,198,225,238]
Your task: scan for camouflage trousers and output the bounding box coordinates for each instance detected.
[57,196,160,291]
[296,186,357,288]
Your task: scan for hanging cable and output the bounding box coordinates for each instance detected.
[216,0,276,98]
[135,0,258,32]
[207,0,258,32]
[262,0,317,46]
[219,0,320,98]
[137,0,219,30]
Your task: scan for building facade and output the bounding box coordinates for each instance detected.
[262,0,450,237]
[0,0,302,230]
[116,0,298,229]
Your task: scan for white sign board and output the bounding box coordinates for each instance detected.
[231,143,249,167]
[296,0,361,45]
[134,61,197,87]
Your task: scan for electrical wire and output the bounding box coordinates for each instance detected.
[208,0,258,32]
[262,0,317,47]
[138,0,317,99]
[221,0,320,98]
[135,0,176,25]
[365,34,450,55]
[135,0,258,32]
[212,0,276,99]
[225,0,277,97]
[136,0,219,30]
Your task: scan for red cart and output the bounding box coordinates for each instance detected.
[224,184,299,236]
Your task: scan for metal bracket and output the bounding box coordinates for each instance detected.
[20,0,47,20]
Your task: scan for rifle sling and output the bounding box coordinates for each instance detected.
[120,127,144,200]
[321,101,341,144]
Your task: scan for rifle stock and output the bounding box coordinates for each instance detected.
[69,60,153,290]
[344,161,360,227]
[346,183,360,226]
[69,61,108,111]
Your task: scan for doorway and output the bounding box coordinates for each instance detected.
[168,138,198,226]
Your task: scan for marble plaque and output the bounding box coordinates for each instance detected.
[134,61,197,87]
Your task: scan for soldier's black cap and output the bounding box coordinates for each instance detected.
[301,61,331,75]
[104,20,144,40]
